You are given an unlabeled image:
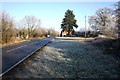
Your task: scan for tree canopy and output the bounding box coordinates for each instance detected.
[116,1,120,38]
[88,8,118,38]
[21,16,41,38]
[1,11,15,44]
[61,9,78,35]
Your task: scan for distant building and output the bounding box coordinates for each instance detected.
[61,30,68,37]
[60,30,73,37]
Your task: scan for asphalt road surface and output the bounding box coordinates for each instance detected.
[0,37,53,76]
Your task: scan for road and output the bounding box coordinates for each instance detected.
[0,37,53,76]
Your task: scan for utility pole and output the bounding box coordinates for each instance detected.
[85,16,86,40]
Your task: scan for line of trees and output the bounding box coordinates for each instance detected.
[0,11,58,44]
[0,11,15,44]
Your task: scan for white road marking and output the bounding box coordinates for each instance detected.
[34,42,39,43]
[6,45,27,52]
[6,41,40,53]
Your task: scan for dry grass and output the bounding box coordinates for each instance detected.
[0,38,27,48]
[0,37,45,48]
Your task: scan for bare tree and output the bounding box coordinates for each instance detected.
[1,11,15,44]
[35,27,48,37]
[89,8,118,38]
[49,27,58,37]
[115,1,120,38]
[88,15,99,31]
[21,16,41,38]
[16,22,27,39]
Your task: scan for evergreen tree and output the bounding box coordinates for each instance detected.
[61,9,78,35]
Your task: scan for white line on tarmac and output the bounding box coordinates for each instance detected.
[6,41,40,53]
[6,45,27,52]
[34,42,39,43]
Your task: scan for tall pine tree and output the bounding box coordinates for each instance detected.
[61,9,78,35]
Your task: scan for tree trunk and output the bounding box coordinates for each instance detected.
[60,31,62,37]
[68,28,70,35]
[6,35,7,44]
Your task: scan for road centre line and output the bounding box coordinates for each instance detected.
[6,45,27,53]
[29,41,40,45]
[6,41,40,53]
[34,42,39,43]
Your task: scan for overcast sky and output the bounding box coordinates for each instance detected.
[1,2,117,32]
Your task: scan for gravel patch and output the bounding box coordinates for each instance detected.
[7,38,120,78]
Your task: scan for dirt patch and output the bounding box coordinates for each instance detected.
[5,38,120,78]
